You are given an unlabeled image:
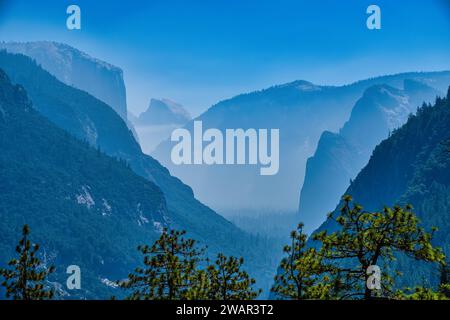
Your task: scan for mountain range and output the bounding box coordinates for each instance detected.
[0,49,279,297]
[298,80,442,233]
[152,73,450,213]
[1,41,449,298]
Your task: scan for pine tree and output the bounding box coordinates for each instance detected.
[393,263,450,300]
[0,225,55,300]
[394,285,449,300]
[184,269,211,300]
[119,229,205,300]
[313,196,445,300]
[444,138,450,154]
[206,254,260,300]
[271,223,332,299]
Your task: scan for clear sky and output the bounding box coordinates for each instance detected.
[0,0,449,116]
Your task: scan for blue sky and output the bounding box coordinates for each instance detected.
[0,0,449,116]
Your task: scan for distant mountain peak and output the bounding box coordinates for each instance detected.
[294,81,322,92]
[277,80,322,91]
[156,98,191,119]
[137,98,191,126]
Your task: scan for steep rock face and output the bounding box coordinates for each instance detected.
[137,98,191,126]
[0,41,128,120]
[0,69,168,298]
[153,73,450,212]
[133,99,191,154]
[298,131,361,234]
[313,88,450,288]
[298,81,440,233]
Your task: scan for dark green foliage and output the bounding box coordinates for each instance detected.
[120,229,205,300]
[120,229,260,300]
[274,199,444,300]
[206,254,260,300]
[313,196,444,299]
[394,286,449,300]
[439,262,450,298]
[272,224,332,299]
[0,225,55,300]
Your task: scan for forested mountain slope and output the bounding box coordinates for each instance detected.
[0,69,168,298]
